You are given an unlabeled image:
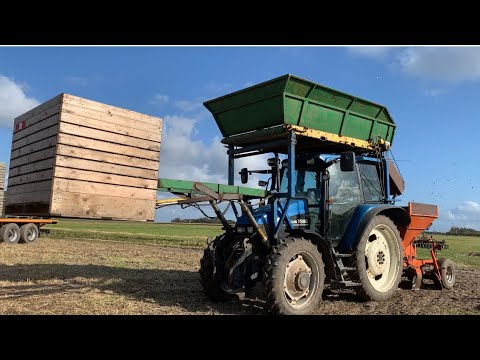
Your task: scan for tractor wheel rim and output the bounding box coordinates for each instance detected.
[283,252,318,310]
[445,265,454,283]
[364,224,400,293]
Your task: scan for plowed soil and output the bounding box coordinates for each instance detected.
[0,238,478,314]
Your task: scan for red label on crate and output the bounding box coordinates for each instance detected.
[14,120,27,132]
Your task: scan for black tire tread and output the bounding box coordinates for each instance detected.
[351,215,403,301]
[263,237,325,315]
[438,258,455,289]
[199,241,237,302]
[19,223,39,244]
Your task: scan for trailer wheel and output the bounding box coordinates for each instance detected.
[19,223,39,244]
[1,223,21,245]
[438,258,455,289]
[199,238,238,302]
[352,215,402,301]
[263,237,325,315]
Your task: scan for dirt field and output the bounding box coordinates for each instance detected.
[0,238,479,315]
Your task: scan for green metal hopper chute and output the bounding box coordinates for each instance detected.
[204,74,396,152]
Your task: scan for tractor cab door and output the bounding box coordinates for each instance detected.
[327,161,362,243]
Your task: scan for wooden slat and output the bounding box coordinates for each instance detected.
[8,169,54,186]
[9,158,55,177]
[57,133,159,161]
[10,136,57,160]
[63,94,161,127]
[62,103,161,138]
[56,145,159,171]
[13,113,60,142]
[9,147,57,168]
[52,178,156,200]
[15,95,62,124]
[55,155,158,179]
[5,180,52,195]
[54,166,158,189]
[5,190,52,204]
[61,111,161,143]
[51,191,155,220]
[58,122,160,151]
[11,125,58,151]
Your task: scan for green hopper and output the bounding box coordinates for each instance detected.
[204,74,396,152]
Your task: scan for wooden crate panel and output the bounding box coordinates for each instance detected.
[63,94,160,127]
[57,133,159,160]
[6,180,52,195]
[11,125,58,151]
[51,191,155,220]
[54,166,158,189]
[61,105,161,141]
[53,178,155,200]
[55,156,157,179]
[9,147,57,168]
[9,158,55,177]
[56,145,159,171]
[8,169,54,187]
[58,122,160,151]
[10,137,57,160]
[13,112,60,142]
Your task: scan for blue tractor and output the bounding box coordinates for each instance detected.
[158,75,450,315]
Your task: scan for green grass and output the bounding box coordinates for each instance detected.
[44,219,224,248]
[44,220,480,268]
[417,234,480,268]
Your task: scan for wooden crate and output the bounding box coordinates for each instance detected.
[5,94,162,221]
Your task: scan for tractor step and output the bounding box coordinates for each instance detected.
[334,253,353,258]
[338,266,357,272]
[330,280,362,289]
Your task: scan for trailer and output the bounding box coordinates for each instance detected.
[0,217,57,245]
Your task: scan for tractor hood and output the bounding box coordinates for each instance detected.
[236,199,307,227]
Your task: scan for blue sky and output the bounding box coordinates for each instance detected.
[0,46,479,231]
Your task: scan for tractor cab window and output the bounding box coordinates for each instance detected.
[280,168,321,203]
[358,162,383,202]
[327,161,362,242]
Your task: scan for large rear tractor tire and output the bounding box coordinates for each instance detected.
[1,223,21,245]
[199,240,238,302]
[352,215,403,301]
[263,237,325,315]
[438,258,455,289]
[19,223,39,244]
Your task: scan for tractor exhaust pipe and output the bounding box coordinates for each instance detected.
[238,200,269,247]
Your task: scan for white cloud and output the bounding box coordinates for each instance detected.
[156,115,270,221]
[0,75,39,129]
[174,99,203,113]
[347,46,393,59]
[446,201,480,228]
[65,75,88,87]
[424,88,446,97]
[397,47,480,82]
[149,94,169,105]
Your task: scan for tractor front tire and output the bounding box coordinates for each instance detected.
[199,243,237,302]
[352,215,403,301]
[264,237,325,315]
[438,258,455,289]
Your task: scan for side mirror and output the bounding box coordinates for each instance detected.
[240,168,249,184]
[258,180,268,187]
[340,151,355,171]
